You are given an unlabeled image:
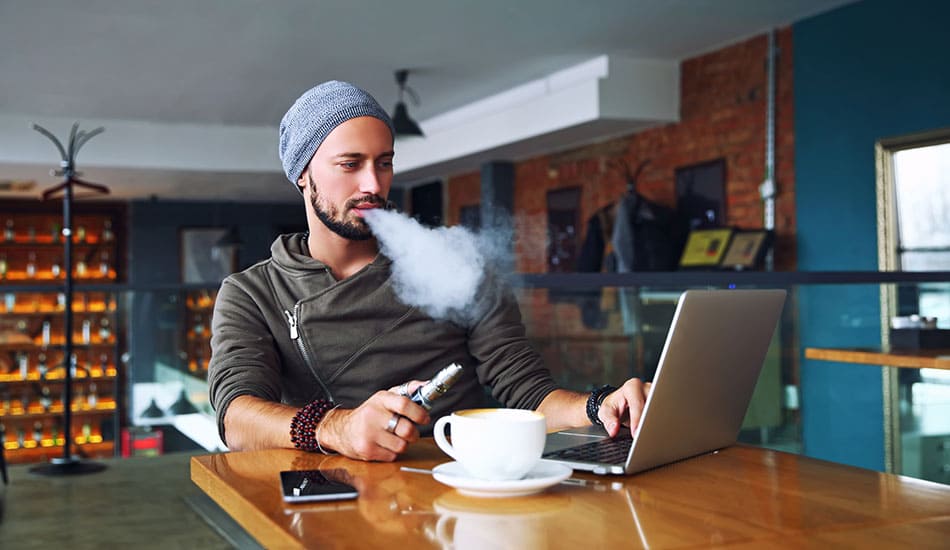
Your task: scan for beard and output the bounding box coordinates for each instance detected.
[308,175,384,241]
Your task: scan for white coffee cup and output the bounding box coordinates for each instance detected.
[433,408,546,481]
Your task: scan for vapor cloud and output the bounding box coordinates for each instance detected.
[363,209,511,326]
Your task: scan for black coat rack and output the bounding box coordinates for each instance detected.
[30,122,110,476]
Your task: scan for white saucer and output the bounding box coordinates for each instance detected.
[431,460,572,498]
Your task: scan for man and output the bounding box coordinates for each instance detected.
[208,81,650,462]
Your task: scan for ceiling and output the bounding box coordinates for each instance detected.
[0,0,854,202]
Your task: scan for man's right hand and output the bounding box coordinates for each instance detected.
[319,390,430,461]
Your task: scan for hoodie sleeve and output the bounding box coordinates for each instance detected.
[207,276,284,445]
[467,275,559,410]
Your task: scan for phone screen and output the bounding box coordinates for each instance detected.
[279,469,358,503]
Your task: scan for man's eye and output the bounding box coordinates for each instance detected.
[341,161,359,169]
[378,160,393,169]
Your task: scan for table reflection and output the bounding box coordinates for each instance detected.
[429,490,570,550]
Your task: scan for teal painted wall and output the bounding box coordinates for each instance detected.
[794,0,950,469]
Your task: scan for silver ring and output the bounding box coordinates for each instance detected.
[396,382,410,397]
[385,413,400,434]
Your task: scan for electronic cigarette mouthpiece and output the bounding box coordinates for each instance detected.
[410,363,463,410]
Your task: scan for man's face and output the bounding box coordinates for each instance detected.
[299,116,394,240]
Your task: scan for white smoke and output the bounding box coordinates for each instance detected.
[362,209,511,325]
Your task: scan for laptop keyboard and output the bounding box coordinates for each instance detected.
[543,434,634,464]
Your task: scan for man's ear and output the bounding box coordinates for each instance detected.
[297,171,308,192]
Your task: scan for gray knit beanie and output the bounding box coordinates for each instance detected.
[279,80,395,190]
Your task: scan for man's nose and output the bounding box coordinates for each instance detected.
[359,166,383,194]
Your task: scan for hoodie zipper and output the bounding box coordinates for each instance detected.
[284,303,334,402]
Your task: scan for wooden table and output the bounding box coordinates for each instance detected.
[191,440,950,549]
[805,347,950,370]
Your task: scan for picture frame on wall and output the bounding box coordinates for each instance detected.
[678,227,734,269]
[720,229,772,271]
[180,227,237,284]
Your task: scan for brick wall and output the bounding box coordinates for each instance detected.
[446,28,796,273]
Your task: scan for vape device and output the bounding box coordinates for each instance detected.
[409,363,463,410]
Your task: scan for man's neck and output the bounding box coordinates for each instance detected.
[306,224,379,280]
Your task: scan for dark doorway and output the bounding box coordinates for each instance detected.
[675,158,726,230]
[410,181,443,227]
[546,187,581,272]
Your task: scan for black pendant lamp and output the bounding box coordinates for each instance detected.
[392,69,424,137]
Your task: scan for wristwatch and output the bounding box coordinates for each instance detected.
[586,385,616,426]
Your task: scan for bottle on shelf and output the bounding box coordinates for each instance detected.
[16,426,26,449]
[51,222,61,243]
[51,257,62,278]
[37,352,48,379]
[76,258,88,278]
[32,420,43,445]
[26,252,37,278]
[17,353,29,380]
[3,219,14,242]
[57,292,66,311]
[41,320,52,347]
[54,419,64,446]
[99,353,112,377]
[98,317,112,342]
[88,382,98,409]
[76,224,86,243]
[193,314,205,337]
[99,251,110,277]
[80,421,92,444]
[3,292,15,312]
[81,319,92,344]
[0,253,7,279]
[102,219,114,243]
[39,385,52,412]
[27,225,36,243]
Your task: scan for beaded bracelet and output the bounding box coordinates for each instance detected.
[290,399,334,453]
[586,385,617,426]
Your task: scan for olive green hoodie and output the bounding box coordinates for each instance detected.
[208,233,558,443]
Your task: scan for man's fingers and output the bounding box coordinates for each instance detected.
[375,391,430,426]
[625,379,649,436]
[387,380,427,397]
[598,379,649,438]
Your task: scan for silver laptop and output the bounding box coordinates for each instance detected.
[542,288,786,475]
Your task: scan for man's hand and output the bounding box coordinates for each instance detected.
[318,390,430,461]
[598,378,653,438]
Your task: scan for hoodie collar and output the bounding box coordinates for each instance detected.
[270,233,391,273]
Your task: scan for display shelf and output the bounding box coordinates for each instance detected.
[181,289,217,378]
[1,200,126,465]
[0,405,116,422]
[3,441,114,465]
[0,373,117,386]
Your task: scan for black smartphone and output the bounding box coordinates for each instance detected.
[279,469,358,503]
